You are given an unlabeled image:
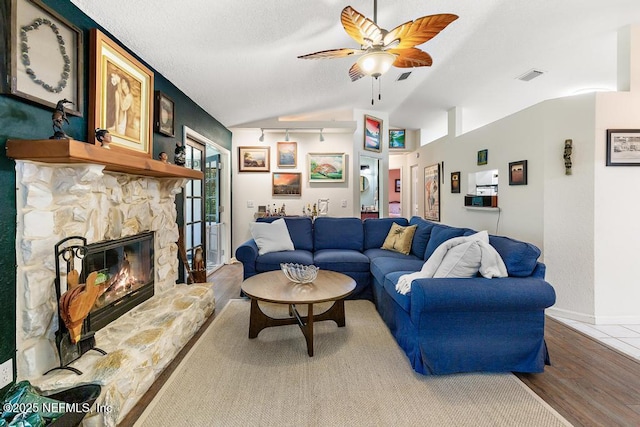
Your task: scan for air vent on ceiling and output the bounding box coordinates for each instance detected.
[397,72,412,81]
[517,69,544,82]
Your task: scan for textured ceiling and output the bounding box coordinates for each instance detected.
[71,0,640,138]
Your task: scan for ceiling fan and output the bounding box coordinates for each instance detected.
[298,1,458,83]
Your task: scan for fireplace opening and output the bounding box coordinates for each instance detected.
[82,232,155,331]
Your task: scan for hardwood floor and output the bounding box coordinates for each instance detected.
[121,264,640,426]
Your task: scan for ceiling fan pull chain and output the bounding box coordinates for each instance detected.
[371,77,375,105]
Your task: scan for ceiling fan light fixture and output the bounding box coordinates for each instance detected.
[357,51,396,78]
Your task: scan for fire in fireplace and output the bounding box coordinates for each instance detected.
[82,232,155,331]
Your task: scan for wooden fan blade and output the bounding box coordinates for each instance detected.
[388,48,433,68]
[383,14,458,50]
[348,62,366,82]
[341,6,383,47]
[298,48,362,60]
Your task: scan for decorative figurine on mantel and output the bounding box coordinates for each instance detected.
[158,151,169,163]
[95,128,112,149]
[50,99,73,139]
[174,141,186,166]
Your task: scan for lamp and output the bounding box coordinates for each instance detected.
[285,129,290,141]
[258,128,264,142]
[357,50,396,78]
[319,129,325,142]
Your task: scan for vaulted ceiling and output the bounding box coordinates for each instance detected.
[71,0,640,139]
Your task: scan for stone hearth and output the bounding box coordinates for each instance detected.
[13,159,215,426]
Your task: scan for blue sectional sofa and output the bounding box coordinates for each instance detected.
[235,216,556,375]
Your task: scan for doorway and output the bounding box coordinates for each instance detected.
[184,127,231,276]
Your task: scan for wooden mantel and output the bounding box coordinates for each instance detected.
[6,139,204,180]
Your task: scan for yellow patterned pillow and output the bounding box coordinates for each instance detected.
[381,223,417,255]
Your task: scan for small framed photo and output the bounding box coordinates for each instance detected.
[364,115,382,152]
[389,129,406,149]
[308,153,346,182]
[2,0,84,116]
[272,172,302,196]
[509,160,528,185]
[477,149,488,165]
[277,141,297,168]
[239,146,270,172]
[154,91,175,137]
[606,129,640,166]
[450,171,461,193]
[395,179,401,192]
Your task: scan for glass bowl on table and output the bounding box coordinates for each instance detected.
[280,263,319,284]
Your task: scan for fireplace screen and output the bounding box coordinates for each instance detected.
[82,232,154,331]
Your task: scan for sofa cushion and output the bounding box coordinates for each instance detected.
[314,217,363,251]
[255,250,314,273]
[364,248,421,261]
[363,218,409,250]
[409,216,437,259]
[257,216,313,251]
[383,271,414,313]
[381,223,417,255]
[249,218,294,255]
[370,256,425,287]
[313,249,370,272]
[423,225,468,260]
[489,235,541,277]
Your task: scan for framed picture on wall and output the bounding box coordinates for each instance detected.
[451,171,461,193]
[509,160,528,185]
[89,29,154,157]
[277,141,297,168]
[364,115,382,152]
[308,152,346,182]
[606,129,640,166]
[154,91,174,137]
[272,172,302,196]
[238,146,270,172]
[389,129,406,149]
[1,0,84,116]
[477,149,488,165]
[395,179,401,192]
[424,163,440,221]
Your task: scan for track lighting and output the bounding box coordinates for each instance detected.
[285,129,290,142]
[258,129,264,142]
[319,129,325,142]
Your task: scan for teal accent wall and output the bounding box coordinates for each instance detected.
[0,0,231,394]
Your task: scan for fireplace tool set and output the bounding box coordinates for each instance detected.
[47,236,107,376]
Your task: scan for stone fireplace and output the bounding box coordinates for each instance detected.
[9,139,215,426]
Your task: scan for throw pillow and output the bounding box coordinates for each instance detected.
[381,223,417,255]
[249,218,295,255]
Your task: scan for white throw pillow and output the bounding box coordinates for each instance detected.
[249,218,295,255]
[433,240,482,278]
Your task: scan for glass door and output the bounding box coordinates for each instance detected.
[184,138,206,281]
[205,152,222,271]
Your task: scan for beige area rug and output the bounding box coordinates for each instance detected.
[135,299,571,427]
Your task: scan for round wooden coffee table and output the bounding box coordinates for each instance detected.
[241,269,356,356]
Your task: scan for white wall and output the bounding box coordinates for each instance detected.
[231,128,357,250]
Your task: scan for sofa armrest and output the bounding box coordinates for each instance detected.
[409,277,556,323]
[235,239,259,279]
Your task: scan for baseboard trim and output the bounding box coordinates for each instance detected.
[547,307,640,325]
